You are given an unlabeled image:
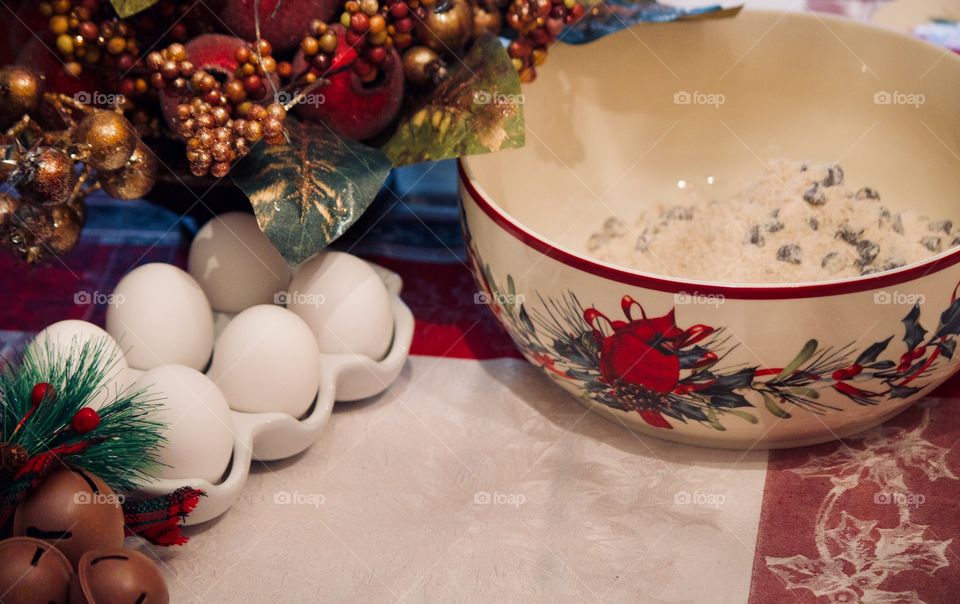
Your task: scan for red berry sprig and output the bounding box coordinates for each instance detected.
[71,406,100,434]
[30,382,54,406]
[9,382,55,438]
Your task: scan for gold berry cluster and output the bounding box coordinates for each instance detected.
[297,20,341,82]
[338,0,397,83]
[146,39,290,178]
[145,43,196,96]
[298,0,450,84]
[230,41,282,106]
[506,0,585,82]
[43,0,140,79]
[177,99,286,178]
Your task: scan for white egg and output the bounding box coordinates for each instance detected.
[107,263,214,371]
[133,365,235,483]
[187,212,291,313]
[207,305,322,418]
[287,252,394,360]
[29,320,128,410]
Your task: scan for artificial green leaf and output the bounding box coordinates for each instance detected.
[109,0,159,18]
[232,120,392,265]
[381,33,525,166]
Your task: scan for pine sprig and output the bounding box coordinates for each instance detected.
[0,337,166,491]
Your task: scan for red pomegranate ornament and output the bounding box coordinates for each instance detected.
[584,296,715,429]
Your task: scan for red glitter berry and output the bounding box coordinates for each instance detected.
[71,407,100,434]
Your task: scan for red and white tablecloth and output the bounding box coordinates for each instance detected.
[3,243,959,602]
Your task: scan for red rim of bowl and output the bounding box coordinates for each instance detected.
[458,160,960,300]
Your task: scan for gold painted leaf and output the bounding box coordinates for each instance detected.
[109,0,160,18]
[381,34,525,166]
[232,120,392,265]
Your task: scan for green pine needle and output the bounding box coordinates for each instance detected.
[0,336,166,492]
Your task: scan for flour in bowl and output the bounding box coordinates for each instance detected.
[587,159,955,283]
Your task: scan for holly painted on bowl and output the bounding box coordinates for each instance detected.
[468,230,960,435]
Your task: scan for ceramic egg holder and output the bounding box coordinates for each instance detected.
[132,263,413,525]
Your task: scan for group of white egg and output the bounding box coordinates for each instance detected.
[32,212,395,485]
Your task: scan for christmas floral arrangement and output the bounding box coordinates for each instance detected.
[0,337,200,600]
[0,338,202,543]
[0,0,736,264]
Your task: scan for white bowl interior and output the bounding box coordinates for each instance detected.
[465,11,960,263]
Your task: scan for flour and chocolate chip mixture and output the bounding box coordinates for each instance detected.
[587,159,956,283]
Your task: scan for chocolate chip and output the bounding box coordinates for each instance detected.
[803,183,826,206]
[882,258,905,271]
[587,233,608,252]
[860,267,880,276]
[892,214,904,235]
[777,244,802,264]
[603,217,627,236]
[765,219,785,233]
[855,187,880,201]
[808,217,819,231]
[921,236,942,252]
[835,223,862,245]
[821,165,844,187]
[634,232,651,252]
[800,163,808,172]
[821,251,844,272]
[665,206,694,221]
[929,220,953,235]
[748,225,765,247]
[856,240,879,265]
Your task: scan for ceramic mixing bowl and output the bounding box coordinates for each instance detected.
[459,10,960,449]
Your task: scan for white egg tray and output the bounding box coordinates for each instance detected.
[134,263,413,525]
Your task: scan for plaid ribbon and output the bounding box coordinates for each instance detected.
[123,487,205,546]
